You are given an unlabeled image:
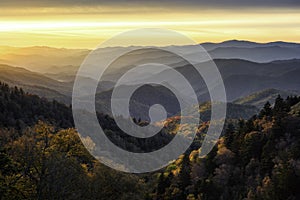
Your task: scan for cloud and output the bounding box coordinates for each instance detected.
[1,0,299,8]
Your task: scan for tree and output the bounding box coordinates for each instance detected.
[259,101,272,118]
[273,95,290,118]
[177,154,191,198]
[156,173,170,198]
[224,123,235,149]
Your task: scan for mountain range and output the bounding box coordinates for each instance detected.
[0,40,299,120]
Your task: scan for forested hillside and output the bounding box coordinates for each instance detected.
[0,82,145,200]
[0,82,300,200]
[150,95,300,200]
[0,82,73,129]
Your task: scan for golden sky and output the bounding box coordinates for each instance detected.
[1,5,300,49]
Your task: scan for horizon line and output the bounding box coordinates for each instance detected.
[1,39,300,50]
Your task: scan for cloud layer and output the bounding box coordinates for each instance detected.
[1,0,299,8]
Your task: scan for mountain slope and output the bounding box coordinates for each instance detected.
[152,96,300,200]
[0,46,89,73]
[184,102,259,122]
[201,40,300,51]
[209,46,300,62]
[0,82,73,128]
[0,64,72,103]
[234,88,299,108]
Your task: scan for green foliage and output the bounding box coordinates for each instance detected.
[150,96,300,200]
[1,82,300,200]
[0,83,146,200]
[178,154,191,191]
[0,122,146,200]
[0,82,73,129]
[259,101,272,118]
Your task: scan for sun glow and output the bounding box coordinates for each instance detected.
[0,7,299,48]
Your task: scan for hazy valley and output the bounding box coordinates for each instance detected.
[1,40,300,200]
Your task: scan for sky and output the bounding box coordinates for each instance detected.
[0,0,300,48]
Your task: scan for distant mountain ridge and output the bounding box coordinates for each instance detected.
[200,40,300,51]
[0,64,71,103]
[208,46,300,63]
[1,40,300,76]
[1,57,300,119]
[234,88,299,108]
[1,41,300,120]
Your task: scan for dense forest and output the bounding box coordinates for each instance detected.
[0,82,300,199]
[152,96,300,200]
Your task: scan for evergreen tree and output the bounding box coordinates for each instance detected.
[259,101,272,118]
[177,154,191,199]
[273,95,290,118]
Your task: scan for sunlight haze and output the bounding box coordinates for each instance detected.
[1,4,299,48]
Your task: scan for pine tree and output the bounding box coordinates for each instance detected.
[178,154,191,198]
[259,101,272,118]
[273,95,290,118]
[157,173,167,196]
